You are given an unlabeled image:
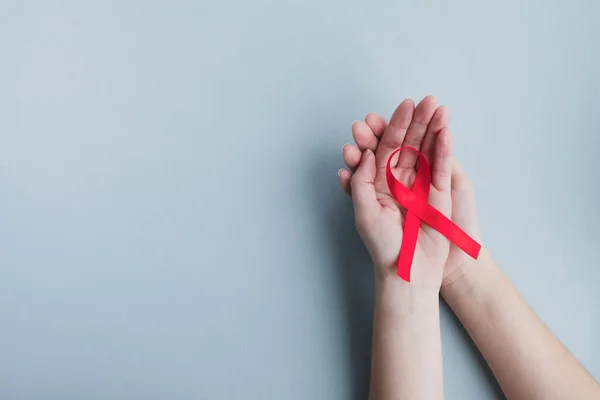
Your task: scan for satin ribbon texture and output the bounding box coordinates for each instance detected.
[386,147,481,282]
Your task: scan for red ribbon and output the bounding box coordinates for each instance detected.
[386,147,481,282]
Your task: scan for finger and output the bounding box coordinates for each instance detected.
[350,149,379,221]
[342,143,362,172]
[432,127,453,193]
[365,112,388,138]
[376,98,415,168]
[352,120,378,152]
[420,106,448,163]
[338,168,352,196]
[397,95,438,169]
[451,159,463,185]
[451,159,473,192]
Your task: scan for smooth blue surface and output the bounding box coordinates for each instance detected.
[1,1,599,398]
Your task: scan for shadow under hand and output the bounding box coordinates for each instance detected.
[307,149,374,400]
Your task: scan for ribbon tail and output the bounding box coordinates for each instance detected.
[408,200,481,259]
[398,211,420,281]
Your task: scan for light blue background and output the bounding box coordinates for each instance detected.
[1,1,599,399]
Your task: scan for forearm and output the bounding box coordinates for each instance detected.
[369,277,444,400]
[442,249,600,399]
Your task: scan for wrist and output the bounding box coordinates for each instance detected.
[375,274,440,315]
[374,259,445,294]
[440,247,494,301]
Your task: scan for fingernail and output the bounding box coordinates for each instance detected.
[342,143,349,152]
[337,169,344,176]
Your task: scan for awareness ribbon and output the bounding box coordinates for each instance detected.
[386,147,481,282]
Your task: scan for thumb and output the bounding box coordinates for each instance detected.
[350,149,379,221]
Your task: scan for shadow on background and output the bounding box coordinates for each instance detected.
[307,149,375,400]
[307,148,504,399]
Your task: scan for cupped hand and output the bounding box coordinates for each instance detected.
[338,96,453,290]
[339,99,481,290]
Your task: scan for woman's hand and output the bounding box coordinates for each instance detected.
[340,99,482,289]
[338,96,453,290]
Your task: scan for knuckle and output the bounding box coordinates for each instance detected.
[404,135,423,147]
[434,166,452,180]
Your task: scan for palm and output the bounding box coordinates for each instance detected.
[365,157,451,286]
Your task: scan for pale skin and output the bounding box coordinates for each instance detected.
[338,96,600,400]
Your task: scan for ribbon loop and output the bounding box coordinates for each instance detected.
[386,147,481,282]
